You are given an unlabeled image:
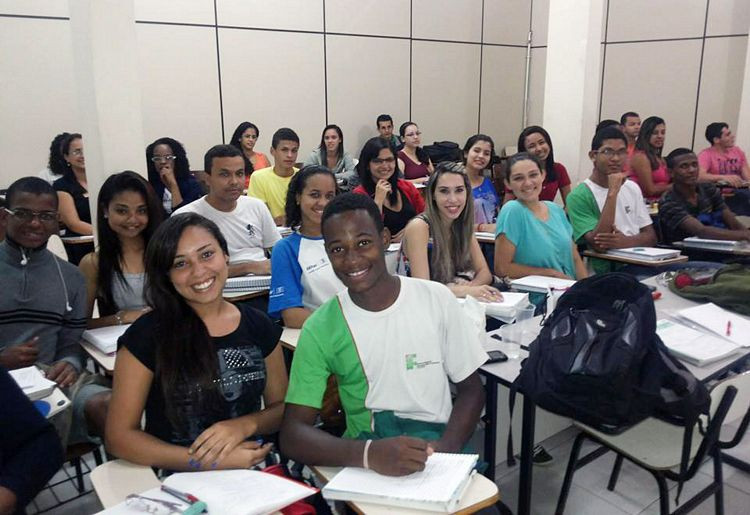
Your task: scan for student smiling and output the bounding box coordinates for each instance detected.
[106,213,288,472]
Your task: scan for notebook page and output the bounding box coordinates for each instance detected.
[163,469,315,515]
[678,303,750,347]
[656,319,739,364]
[323,453,477,504]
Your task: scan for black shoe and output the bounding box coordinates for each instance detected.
[532,445,554,466]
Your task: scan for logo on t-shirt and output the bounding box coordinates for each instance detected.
[246,224,256,238]
[405,353,440,370]
[625,205,632,214]
[305,258,330,274]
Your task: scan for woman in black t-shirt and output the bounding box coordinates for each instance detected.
[106,213,287,471]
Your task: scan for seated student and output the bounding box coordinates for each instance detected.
[106,213,287,471]
[698,122,750,216]
[248,127,300,225]
[38,132,71,185]
[659,148,750,244]
[463,134,500,233]
[268,166,345,328]
[596,119,621,132]
[401,162,502,301]
[0,177,110,446]
[175,145,280,277]
[567,127,657,274]
[494,153,588,282]
[1,367,64,515]
[229,121,271,186]
[629,116,671,201]
[397,122,434,183]
[279,193,487,475]
[53,133,94,265]
[79,172,163,329]
[620,111,641,175]
[303,124,357,188]
[353,137,425,242]
[376,113,401,150]
[146,137,203,215]
[512,126,572,207]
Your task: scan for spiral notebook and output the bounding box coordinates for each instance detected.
[223,274,271,291]
[321,452,477,512]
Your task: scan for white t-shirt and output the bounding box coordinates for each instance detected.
[337,277,487,424]
[583,178,652,236]
[174,196,281,263]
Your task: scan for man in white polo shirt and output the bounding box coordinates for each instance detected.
[174,144,280,277]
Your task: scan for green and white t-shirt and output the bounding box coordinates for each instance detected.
[285,276,488,439]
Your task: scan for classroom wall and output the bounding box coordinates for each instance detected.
[0,0,747,188]
[598,0,749,152]
[0,0,547,187]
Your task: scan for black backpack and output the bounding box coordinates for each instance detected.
[514,273,710,434]
[423,141,462,164]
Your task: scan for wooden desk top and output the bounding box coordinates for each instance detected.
[583,250,688,266]
[81,340,116,374]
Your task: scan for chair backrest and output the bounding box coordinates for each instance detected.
[709,370,750,425]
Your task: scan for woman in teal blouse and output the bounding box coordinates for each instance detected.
[494,153,588,281]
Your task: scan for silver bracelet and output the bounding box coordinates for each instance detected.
[363,439,372,469]
[114,311,123,325]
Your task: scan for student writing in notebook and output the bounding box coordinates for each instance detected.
[268,166,345,327]
[106,213,288,471]
[280,194,487,476]
[79,172,162,329]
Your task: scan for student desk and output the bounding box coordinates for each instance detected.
[582,250,688,266]
[310,465,499,514]
[222,288,270,302]
[672,240,750,257]
[280,327,300,351]
[82,340,116,374]
[475,231,496,244]
[479,276,750,515]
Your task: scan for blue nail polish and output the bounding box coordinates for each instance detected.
[211,462,217,469]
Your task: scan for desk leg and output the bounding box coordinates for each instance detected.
[482,374,498,482]
[518,395,536,515]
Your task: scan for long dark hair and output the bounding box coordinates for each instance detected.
[95,171,163,316]
[48,132,71,177]
[229,121,260,175]
[145,137,191,186]
[318,124,344,163]
[399,121,430,165]
[144,213,229,425]
[517,126,557,182]
[635,116,666,170]
[61,133,83,179]
[357,137,400,204]
[285,165,338,230]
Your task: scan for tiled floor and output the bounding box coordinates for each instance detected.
[26,426,750,514]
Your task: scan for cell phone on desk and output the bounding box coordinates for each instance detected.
[485,350,508,363]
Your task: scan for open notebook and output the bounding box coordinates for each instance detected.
[100,470,317,515]
[322,452,477,512]
[9,366,57,401]
[656,319,739,366]
[676,303,750,348]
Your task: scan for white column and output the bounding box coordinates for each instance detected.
[736,32,750,152]
[68,0,145,234]
[542,0,605,184]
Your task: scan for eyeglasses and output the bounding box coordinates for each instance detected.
[151,155,177,163]
[4,208,58,223]
[371,157,396,165]
[595,148,628,159]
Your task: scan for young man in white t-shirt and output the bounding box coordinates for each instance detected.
[280,193,487,476]
[567,126,657,274]
[174,145,280,277]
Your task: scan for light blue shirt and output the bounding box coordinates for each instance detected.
[496,200,575,277]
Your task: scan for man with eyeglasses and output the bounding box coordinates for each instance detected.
[0,177,110,447]
[567,126,657,274]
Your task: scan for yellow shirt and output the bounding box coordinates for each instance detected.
[247,166,298,219]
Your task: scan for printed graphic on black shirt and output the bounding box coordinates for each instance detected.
[168,344,266,445]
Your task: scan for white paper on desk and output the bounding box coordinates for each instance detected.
[322,452,478,512]
[656,319,739,366]
[677,303,750,347]
[163,469,317,515]
[83,325,131,354]
[9,366,57,401]
[387,242,401,252]
[97,487,189,514]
